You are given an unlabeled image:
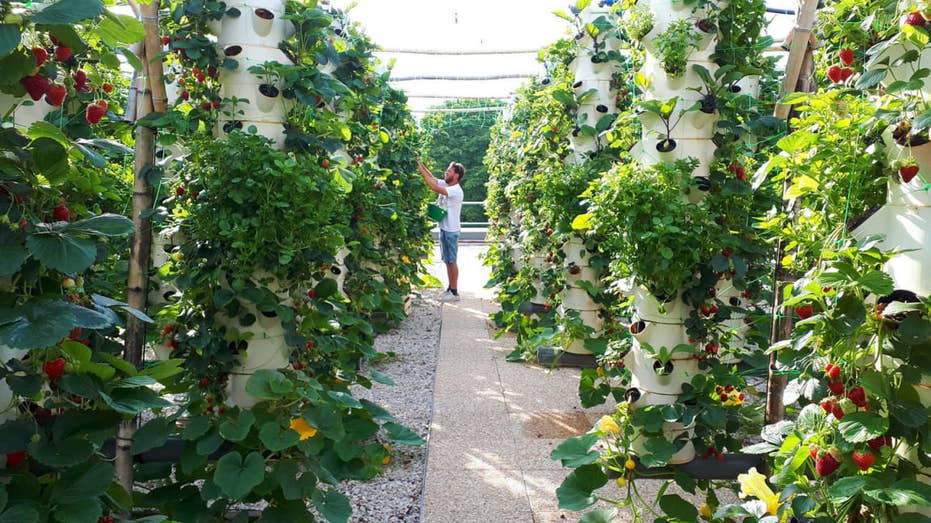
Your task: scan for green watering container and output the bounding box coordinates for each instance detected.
[426,203,447,222]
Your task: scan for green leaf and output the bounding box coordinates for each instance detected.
[891,401,928,428]
[550,434,599,467]
[0,505,39,523]
[384,422,425,446]
[25,232,97,274]
[579,509,618,523]
[182,415,210,441]
[314,277,339,299]
[220,410,255,442]
[855,68,886,89]
[28,0,105,25]
[556,463,608,511]
[28,436,93,467]
[368,370,394,385]
[52,499,101,523]
[0,245,29,276]
[0,25,19,59]
[829,477,871,502]
[132,418,171,455]
[63,214,135,237]
[49,461,115,504]
[858,270,894,295]
[659,494,699,521]
[865,479,931,506]
[245,369,293,400]
[26,121,70,147]
[95,13,144,46]
[311,489,352,523]
[838,412,889,443]
[213,451,265,500]
[259,421,300,451]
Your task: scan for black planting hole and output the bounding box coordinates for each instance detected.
[260,310,277,318]
[573,80,583,88]
[656,138,677,153]
[222,120,243,133]
[729,297,741,307]
[630,320,647,334]
[254,7,274,19]
[694,177,712,191]
[258,84,279,98]
[163,290,177,301]
[596,104,608,113]
[224,45,242,57]
[330,266,342,275]
[653,360,675,375]
[237,340,248,351]
[625,388,641,403]
[728,84,742,93]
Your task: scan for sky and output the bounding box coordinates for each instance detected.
[328,0,798,113]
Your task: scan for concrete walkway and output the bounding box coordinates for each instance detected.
[422,245,616,523]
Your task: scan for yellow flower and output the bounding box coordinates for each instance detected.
[738,468,780,516]
[597,415,620,434]
[596,366,604,376]
[401,255,411,264]
[700,503,712,518]
[289,417,318,440]
[382,444,391,465]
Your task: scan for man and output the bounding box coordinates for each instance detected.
[418,158,465,302]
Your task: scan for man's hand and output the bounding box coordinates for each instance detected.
[417,158,447,196]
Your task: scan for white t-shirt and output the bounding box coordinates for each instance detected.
[437,180,464,232]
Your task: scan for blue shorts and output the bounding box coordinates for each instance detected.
[440,230,459,264]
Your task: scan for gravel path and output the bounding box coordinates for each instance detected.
[335,292,442,523]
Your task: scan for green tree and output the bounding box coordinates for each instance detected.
[420,98,508,223]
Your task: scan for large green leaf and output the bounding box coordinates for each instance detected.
[311,489,351,523]
[219,410,255,442]
[271,459,317,501]
[659,494,698,521]
[49,461,115,504]
[829,477,872,502]
[51,499,101,523]
[0,25,19,61]
[98,387,171,415]
[556,463,608,511]
[132,418,171,455]
[258,421,299,451]
[0,505,39,523]
[245,370,293,400]
[865,479,931,506]
[0,300,111,349]
[838,412,889,443]
[95,13,144,46]
[383,422,425,446]
[28,436,93,467]
[63,214,134,237]
[550,434,599,467]
[0,420,36,453]
[30,137,69,183]
[213,451,265,500]
[0,245,28,276]
[25,233,96,274]
[28,0,105,25]
[858,270,894,295]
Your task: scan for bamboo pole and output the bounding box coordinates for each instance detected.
[116,0,167,502]
[765,0,819,425]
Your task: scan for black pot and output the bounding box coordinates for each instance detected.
[694,176,712,191]
[656,138,677,153]
[258,84,279,98]
[699,95,717,114]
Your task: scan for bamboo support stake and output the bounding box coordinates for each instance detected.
[117,0,167,502]
[765,0,819,425]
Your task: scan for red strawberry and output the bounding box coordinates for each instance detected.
[45,84,66,107]
[847,386,867,408]
[43,357,66,381]
[20,75,50,101]
[161,36,170,46]
[825,363,841,379]
[905,11,926,26]
[208,66,217,77]
[199,378,209,387]
[308,289,316,298]
[101,83,113,94]
[54,46,72,62]
[796,304,814,319]
[176,186,185,197]
[831,404,845,420]
[192,67,200,76]
[31,47,48,68]
[5,450,27,468]
[53,199,70,222]
[201,102,212,111]
[704,341,718,355]
[73,70,87,90]
[839,68,855,81]
[197,73,206,83]
[827,65,844,83]
[322,159,330,168]
[840,48,854,66]
[852,450,875,471]
[828,380,845,395]
[815,451,841,476]
[900,165,919,183]
[736,166,747,181]
[809,445,818,460]
[212,100,220,109]
[85,100,107,124]
[180,90,190,101]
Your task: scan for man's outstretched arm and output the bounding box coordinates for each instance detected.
[417,158,447,195]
